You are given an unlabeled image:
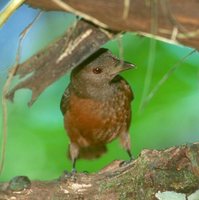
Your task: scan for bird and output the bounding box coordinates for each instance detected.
[60,48,134,171]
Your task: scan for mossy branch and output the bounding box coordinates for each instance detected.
[0,143,199,200]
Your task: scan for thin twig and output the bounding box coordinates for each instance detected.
[139,32,179,45]
[160,0,188,33]
[0,0,26,27]
[117,34,124,64]
[138,0,158,113]
[123,0,130,20]
[171,27,178,41]
[0,11,42,175]
[142,49,197,108]
[51,0,109,29]
[56,16,79,64]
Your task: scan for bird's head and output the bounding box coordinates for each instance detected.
[71,48,135,87]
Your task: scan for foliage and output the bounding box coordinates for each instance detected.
[0,5,199,181]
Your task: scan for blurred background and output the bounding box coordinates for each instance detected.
[0,1,199,181]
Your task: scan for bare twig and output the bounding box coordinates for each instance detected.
[51,0,109,29]
[0,11,42,175]
[0,0,26,27]
[171,27,178,41]
[122,0,130,20]
[116,34,124,64]
[142,49,197,108]
[138,0,158,113]
[5,19,113,106]
[160,0,188,33]
[56,16,79,64]
[139,32,179,45]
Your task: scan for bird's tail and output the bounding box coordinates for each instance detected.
[79,144,107,159]
[68,144,107,160]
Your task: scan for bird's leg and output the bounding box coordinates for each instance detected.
[119,132,134,166]
[69,143,79,173]
[59,143,79,180]
[72,158,77,173]
[127,149,134,161]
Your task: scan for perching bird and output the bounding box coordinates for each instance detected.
[60,48,134,171]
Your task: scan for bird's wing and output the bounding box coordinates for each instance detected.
[121,78,134,102]
[60,86,70,115]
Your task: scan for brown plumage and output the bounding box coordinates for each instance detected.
[60,48,134,171]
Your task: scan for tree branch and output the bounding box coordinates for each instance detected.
[25,0,199,50]
[5,19,115,105]
[0,143,199,200]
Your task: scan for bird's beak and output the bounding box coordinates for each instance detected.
[110,60,135,77]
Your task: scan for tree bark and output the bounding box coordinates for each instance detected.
[0,143,199,200]
[6,19,114,105]
[26,0,199,50]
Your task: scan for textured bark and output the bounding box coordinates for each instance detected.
[6,19,114,105]
[5,1,199,105]
[0,143,199,200]
[26,0,199,50]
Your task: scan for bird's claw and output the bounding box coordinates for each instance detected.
[59,169,77,181]
[119,157,134,167]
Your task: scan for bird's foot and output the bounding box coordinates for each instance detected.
[59,169,77,181]
[59,169,90,181]
[70,168,89,174]
[71,168,77,174]
[119,156,134,167]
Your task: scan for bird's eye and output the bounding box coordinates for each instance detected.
[93,67,102,74]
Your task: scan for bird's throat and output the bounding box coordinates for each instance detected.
[72,81,117,101]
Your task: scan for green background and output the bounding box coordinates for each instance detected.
[0,4,199,181]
